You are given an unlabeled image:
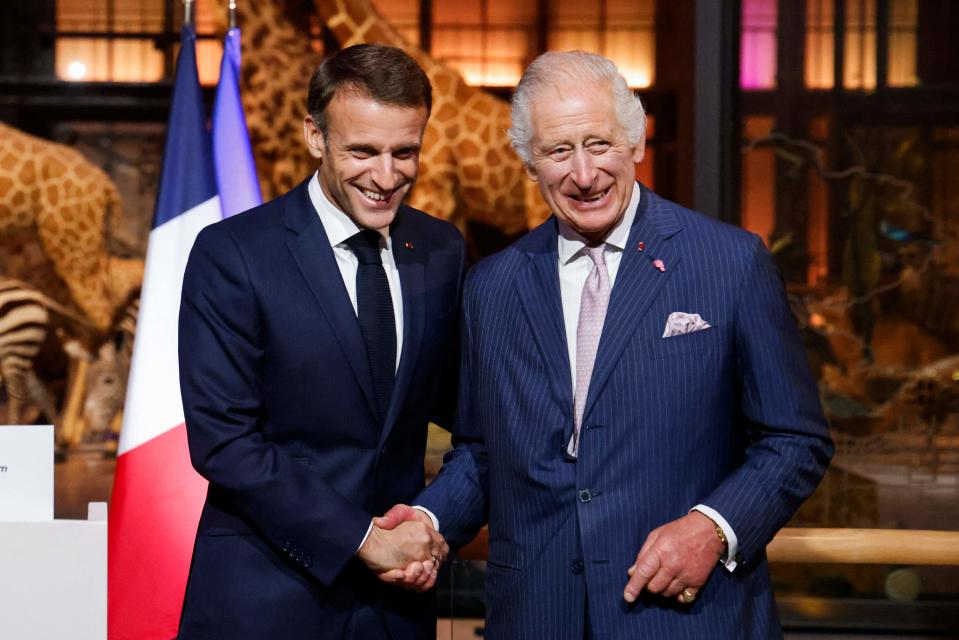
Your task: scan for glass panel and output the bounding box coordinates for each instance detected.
[741,0,778,90]
[888,0,918,87]
[805,0,834,89]
[739,86,959,626]
[547,0,655,89]
[432,0,535,87]
[844,0,877,89]
[57,0,110,31]
[740,116,777,243]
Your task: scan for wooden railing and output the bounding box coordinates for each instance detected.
[458,527,959,565]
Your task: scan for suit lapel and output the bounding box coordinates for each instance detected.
[582,187,683,421]
[379,210,425,448]
[283,182,380,421]
[515,221,574,417]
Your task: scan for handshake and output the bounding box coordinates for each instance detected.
[356,504,449,592]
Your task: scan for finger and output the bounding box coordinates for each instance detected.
[412,560,433,589]
[636,530,659,559]
[402,561,425,585]
[627,531,659,578]
[624,552,660,602]
[645,563,675,594]
[377,569,406,584]
[663,578,685,598]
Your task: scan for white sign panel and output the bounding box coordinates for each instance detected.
[0,425,54,521]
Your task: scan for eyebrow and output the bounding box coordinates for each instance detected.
[344,143,422,155]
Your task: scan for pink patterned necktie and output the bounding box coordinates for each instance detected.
[568,244,611,459]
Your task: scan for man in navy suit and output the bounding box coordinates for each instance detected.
[385,51,833,638]
[177,44,460,639]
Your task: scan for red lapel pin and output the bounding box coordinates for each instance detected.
[404,241,414,250]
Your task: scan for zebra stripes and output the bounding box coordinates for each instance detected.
[0,278,54,424]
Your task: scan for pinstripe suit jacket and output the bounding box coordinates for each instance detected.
[419,184,833,639]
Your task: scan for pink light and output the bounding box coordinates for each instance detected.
[740,0,777,89]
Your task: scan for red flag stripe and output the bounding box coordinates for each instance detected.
[109,424,207,639]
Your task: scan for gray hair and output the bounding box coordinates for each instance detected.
[508,51,647,166]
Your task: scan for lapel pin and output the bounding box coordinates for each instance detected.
[637,241,646,251]
[652,258,666,272]
[404,241,414,250]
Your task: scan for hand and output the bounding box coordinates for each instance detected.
[624,511,726,605]
[357,508,447,586]
[373,504,447,592]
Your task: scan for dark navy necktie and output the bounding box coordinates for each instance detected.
[345,229,396,422]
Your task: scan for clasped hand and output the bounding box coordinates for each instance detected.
[357,504,448,592]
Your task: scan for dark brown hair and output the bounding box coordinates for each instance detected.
[306,44,432,137]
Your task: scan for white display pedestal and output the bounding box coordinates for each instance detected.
[0,503,107,639]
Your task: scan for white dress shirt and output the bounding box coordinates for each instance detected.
[308,173,403,371]
[307,173,404,552]
[557,182,739,571]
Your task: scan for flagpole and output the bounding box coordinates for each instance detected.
[183,0,194,27]
[229,0,237,30]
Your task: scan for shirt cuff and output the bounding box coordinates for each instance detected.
[691,504,739,572]
[356,520,374,553]
[412,505,440,531]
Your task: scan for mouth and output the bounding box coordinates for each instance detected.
[568,186,612,205]
[355,185,400,207]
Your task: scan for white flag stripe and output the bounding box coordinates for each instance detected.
[118,195,221,455]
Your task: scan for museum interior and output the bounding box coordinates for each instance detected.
[0,0,957,638]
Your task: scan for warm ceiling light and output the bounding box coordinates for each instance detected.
[67,61,88,80]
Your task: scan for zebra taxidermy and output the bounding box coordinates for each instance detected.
[63,294,139,440]
[0,278,60,424]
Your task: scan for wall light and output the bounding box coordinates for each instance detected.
[67,60,88,80]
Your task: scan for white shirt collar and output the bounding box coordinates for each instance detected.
[557,181,641,265]
[307,171,364,248]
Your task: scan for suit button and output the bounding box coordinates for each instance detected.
[570,560,584,575]
[578,489,592,503]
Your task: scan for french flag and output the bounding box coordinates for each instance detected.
[109,22,260,639]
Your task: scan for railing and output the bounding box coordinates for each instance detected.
[458,527,959,565]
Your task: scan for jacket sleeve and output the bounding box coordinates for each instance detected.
[416,270,490,549]
[700,235,834,567]
[429,232,467,431]
[178,225,371,586]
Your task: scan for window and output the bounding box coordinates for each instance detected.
[844,0,876,89]
[54,0,222,85]
[548,0,655,89]
[741,0,777,90]
[805,0,834,89]
[888,0,918,87]
[431,0,537,87]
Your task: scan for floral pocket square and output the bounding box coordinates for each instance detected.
[662,312,712,338]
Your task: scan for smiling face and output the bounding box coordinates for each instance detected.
[525,81,644,244]
[304,89,429,234]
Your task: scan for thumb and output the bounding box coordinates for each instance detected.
[375,504,416,530]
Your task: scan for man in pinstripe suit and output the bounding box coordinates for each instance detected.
[384,51,833,638]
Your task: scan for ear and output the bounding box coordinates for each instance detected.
[524,163,539,183]
[303,115,325,160]
[632,136,646,165]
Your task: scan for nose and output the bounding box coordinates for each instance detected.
[371,154,401,191]
[570,148,598,191]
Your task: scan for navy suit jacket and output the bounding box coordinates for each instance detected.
[177,180,464,639]
[419,185,833,639]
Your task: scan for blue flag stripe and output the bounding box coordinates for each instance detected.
[212,27,262,219]
[153,25,217,229]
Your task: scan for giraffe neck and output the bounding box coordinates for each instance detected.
[318,0,416,54]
